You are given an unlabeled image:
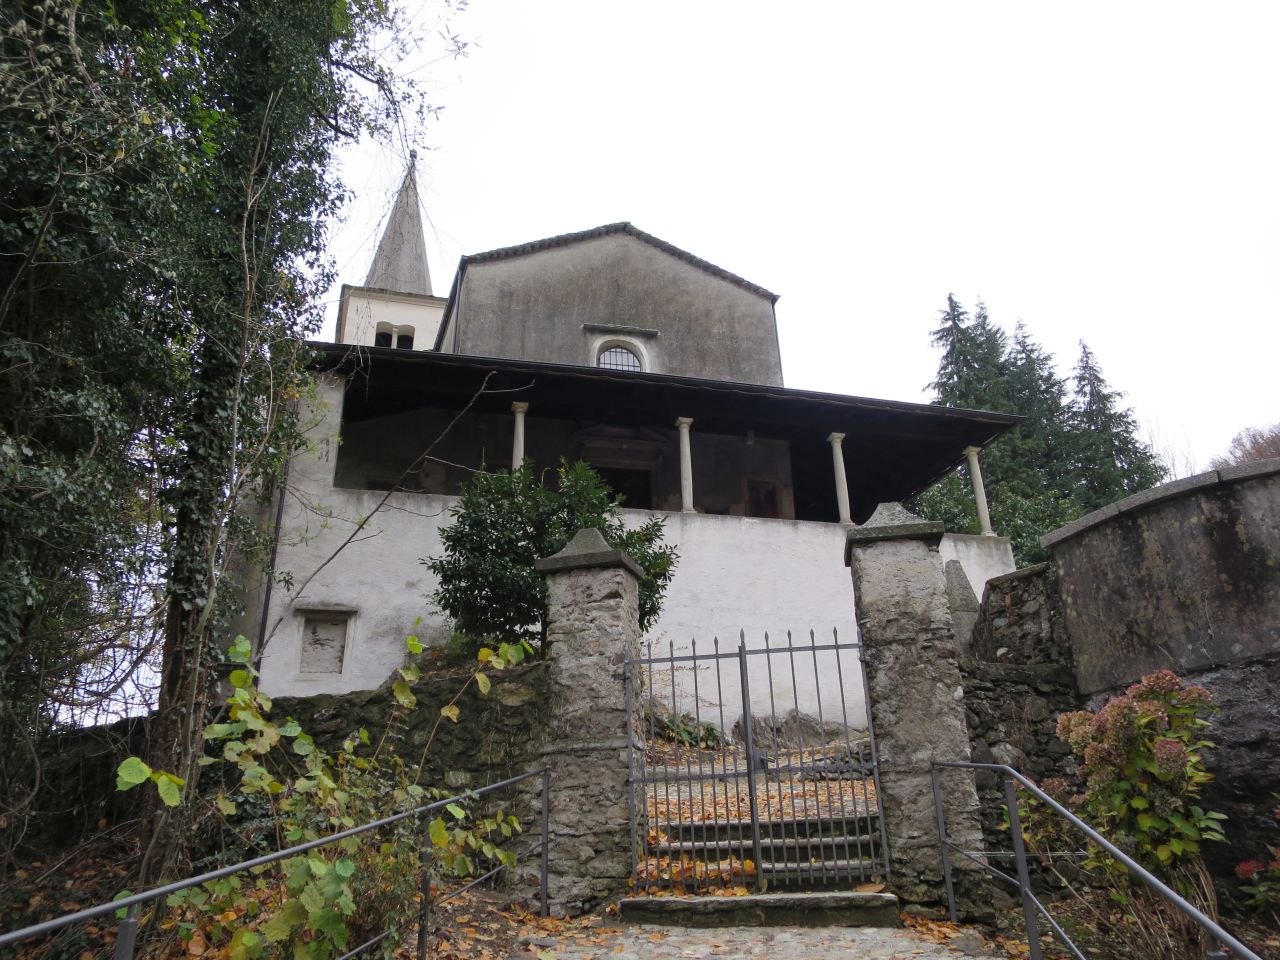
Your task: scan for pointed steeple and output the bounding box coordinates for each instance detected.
[366,152,432,296]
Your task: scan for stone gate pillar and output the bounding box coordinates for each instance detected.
[844,507,986,909]
[532,527,643,914]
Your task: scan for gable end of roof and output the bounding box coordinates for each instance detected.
[460,222,779,303]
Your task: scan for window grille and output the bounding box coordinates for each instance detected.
[598,345,642,372]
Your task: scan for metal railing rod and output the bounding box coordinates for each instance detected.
[628,642,862,667]
[933,762,1263,960]
[738,637,766,892]
[860,641,891,879]
[942,839,1022,888]
[335,929,394,960]
[0,768,549,950]
[762,632,791,886]
[1022,889,1089,960]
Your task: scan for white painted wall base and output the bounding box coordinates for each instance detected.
[939,532,1017,602]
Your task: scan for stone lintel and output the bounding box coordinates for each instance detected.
[844,521,945,565]
[535,527,644,580]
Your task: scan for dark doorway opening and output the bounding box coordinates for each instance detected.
[594,466,654,510]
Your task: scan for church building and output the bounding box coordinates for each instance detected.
[250,162,1018,708]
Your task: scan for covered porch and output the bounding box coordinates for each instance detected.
[320,345,1019,528]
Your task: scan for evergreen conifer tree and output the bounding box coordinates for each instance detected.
[916,300,1166,564]
[1067,342,1166,512]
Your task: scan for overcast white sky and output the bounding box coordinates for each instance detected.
[322,1,1280,470]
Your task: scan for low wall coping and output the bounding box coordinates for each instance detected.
[535,526,644,580]
[843,520,945,564]
[1037,465,1280,550]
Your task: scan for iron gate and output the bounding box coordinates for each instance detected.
[624,629,889,896]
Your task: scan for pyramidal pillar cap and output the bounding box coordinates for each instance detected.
[535,527,644,580]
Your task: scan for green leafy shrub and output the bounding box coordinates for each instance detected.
[1055,669,1224,870]
[1015,670,1227,960]
[117,636,521,958]
[425,460,678,652]
[1234,798,1280,927]
[648,707,723,750]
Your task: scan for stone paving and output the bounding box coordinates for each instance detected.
[528,923,986,958]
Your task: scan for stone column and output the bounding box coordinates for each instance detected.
[675,417,695,513]
[828,432,852,525]
[511,402,529,468]
[532,528,644,913]
[964,445,995,537]
[844,509,986,910]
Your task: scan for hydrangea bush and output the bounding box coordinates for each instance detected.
[1056,669,1225,869]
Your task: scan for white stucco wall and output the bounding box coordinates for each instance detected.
[259,375,866,731]
[637,511,865,732]
[939,532,1017,602]
[337,287,445,350]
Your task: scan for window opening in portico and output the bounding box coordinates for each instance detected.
[598,345,642,372]
[396,332,414,349]
[595,466,654,510]
[374,331,392,348]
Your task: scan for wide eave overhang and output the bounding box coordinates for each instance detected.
[311,343,1020,524]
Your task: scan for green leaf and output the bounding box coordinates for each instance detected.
[310,907,348,945]
[229,635,252,664]
[1129,796,1149,809]
[447,803,467,821]
[475,671,491,695]
[113,890,133,920]
[228,928,261,960]
[392,680,416,708]
[406,635,423,654]
[429,816,449,848]
[261,900,306,942]
[216,793,237,816]
[440,704,460,723]
[228,669,252,689]
[279,719,302,738]
[116,757,152,791]
[333,859,355,878]
[154,772,184,807]
[399,663,421,682]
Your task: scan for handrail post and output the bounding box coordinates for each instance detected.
[1004,777,1044,960]
[931,766,958,923]
[417,826,432,960]
[540,769,551,918]
[112,905,139,960]
[737,641,766,891]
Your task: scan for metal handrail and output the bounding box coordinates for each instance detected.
[931,761,1261,960]
[0,768,551,959]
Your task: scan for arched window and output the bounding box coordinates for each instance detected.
[374,331,392,348]
[598,345,642,372]
[396,332,414,350]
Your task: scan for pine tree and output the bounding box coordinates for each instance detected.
[916,299,1166,565]
[1067,342,1166,512]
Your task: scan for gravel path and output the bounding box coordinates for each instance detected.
[528,923,988,958]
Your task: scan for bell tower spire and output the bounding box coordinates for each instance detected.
[365,151,432,297]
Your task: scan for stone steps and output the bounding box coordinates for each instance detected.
[653,832,878,858]
[661,813,879,843]
[618,891,901,928]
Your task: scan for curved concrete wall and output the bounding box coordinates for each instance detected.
[1041,460,1280,695]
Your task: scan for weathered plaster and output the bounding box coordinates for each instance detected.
[443,232,784,386]
[938,533,1016,603]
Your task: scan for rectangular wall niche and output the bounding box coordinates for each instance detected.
[299,613,350,674]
